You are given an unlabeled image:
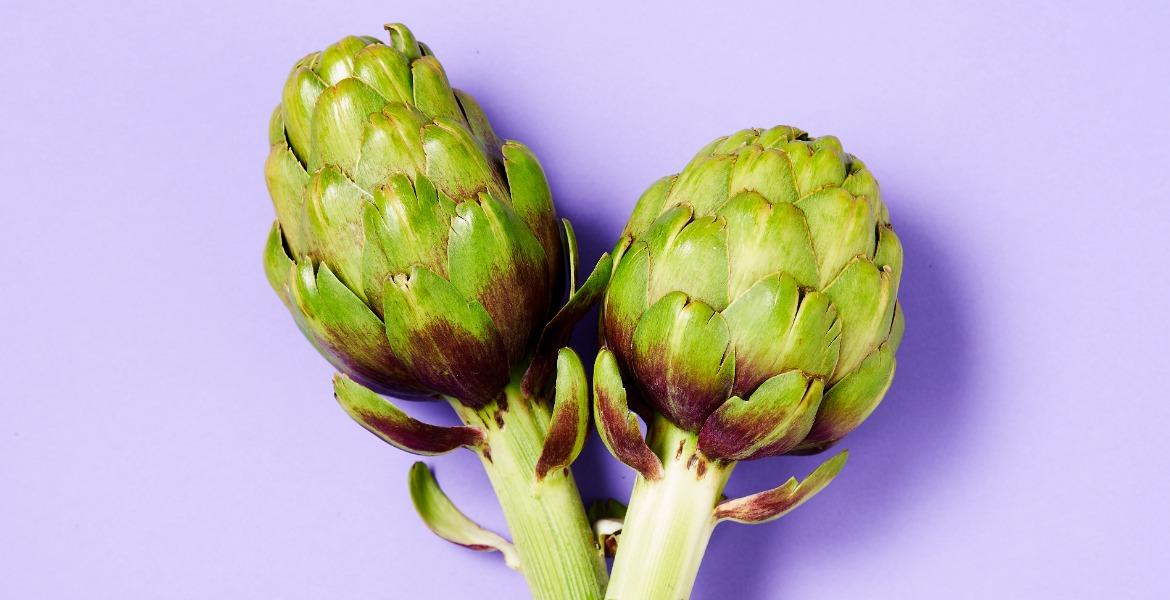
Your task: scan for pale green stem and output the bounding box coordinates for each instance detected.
[605,416,735,600]
[450,385,607,600]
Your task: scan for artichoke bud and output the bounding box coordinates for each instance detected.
[263,24,561,407]
[601,125,904,459]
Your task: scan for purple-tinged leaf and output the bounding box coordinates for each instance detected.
[593,349,662,480]
[714,451,848,524]
[535,349,589,480]
[334,374,483,455]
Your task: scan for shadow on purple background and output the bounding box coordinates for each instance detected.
[694,208,974,597]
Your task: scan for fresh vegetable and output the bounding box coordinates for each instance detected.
[596,125,904,599]
[262,24,609,600]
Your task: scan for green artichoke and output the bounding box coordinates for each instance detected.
[263,25,564,405]
[261,24,610,599]
[596,125,904,600]
[598,124,903,462]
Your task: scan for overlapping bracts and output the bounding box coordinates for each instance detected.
[263,25,561,407]
[601,126,905,458]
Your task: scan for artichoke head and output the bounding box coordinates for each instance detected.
[263,25,561,407]
[601,126,904,458]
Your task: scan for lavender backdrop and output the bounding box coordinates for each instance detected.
[3,2,1168,598]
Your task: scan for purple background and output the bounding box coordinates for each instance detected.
[3,2,1169,598]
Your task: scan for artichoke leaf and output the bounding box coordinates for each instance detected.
[353,43,413,105]
[522,220,612,397]
[263,222,294,307]
[631,292,734,431]
[308,78,386,176]
[535,349,590,480]
[385,23,422,61]
[454,89,501,151]
[593,349,662,480]
[334,374,483,454]
[799,343,896,452]
[411,56,464,124]
[408,463,520,569]
[713,451,848,524]
[502,141,560,285]
[382,267,509,406]
[290,261,426,397]
[423,118,503,201]
[446,192,548,364]
[698,371,822,461]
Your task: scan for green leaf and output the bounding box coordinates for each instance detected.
[289,261,425,397]
[721,274,839,396]
[756,125,806,149]
[309,78,387,175]
[714,451,848,524]
[502,141,560,284]
[382,267,509,406]
[728,146,798,205]
[280,67,326,164]
[535,348,590,480]
[264,142,311,258]
[360,173,454,313]
[352,102,428,191]
[666,154,734,217]
[874,224,904,284]
[411,56,463,123]
[795,141,847,195]
[304,165,372,296]
[888,301,905,353]
[800,344,895,451]
[263,222,293,307]
[455,89,500,150]
[385,23,422,61]
[316,35,371,86]
[843,163,884,223]
[823,258,897,383]
[408,463,520,569]
[353,43,412,104]
[268,104,286,147]
[647,215,729,312]
[631,292,734,431]
[621,175,677,240]
[446,193,548,363]
[601,240,649,367]
[719,191,818,300]
[593,349,662,480]
[334,374,483,454]
[423,118,501,200]
[698,371,822,461]
[795,186,876,287]
[706,127,760,155]
[522,245,612,397]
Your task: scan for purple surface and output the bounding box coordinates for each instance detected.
[3,2,1169,598]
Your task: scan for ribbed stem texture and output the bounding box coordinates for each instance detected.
[606,418,735,600]
[453,389,607,600]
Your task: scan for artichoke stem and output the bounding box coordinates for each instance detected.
[605,416,735,600]
[449,386,607,600]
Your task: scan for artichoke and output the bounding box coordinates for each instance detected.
[262,24,608,600]
[595,125,904,600]
[263,25,563,403]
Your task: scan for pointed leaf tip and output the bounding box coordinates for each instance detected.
[521,222,612,397]
[333,374,483,455]
[408,463,520,569]
[535,348,590,480]
[593,349,663,480]
[713,451,848,524]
